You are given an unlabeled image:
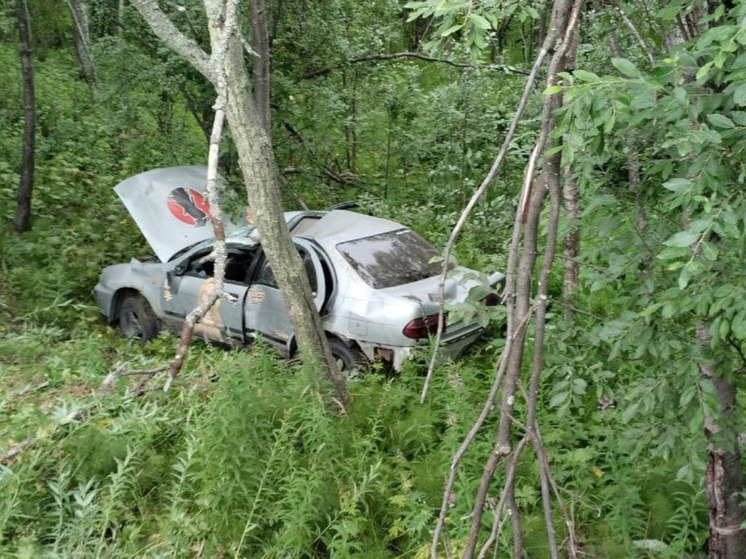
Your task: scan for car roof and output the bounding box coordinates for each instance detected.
[224,210,404,247]
[296,210,403,245]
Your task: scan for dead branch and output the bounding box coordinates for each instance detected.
[299,52,529,80]
[430,307,535,557]
[533,420,580,558]
[283,122,356,185]
[100,364,169,392]
[548,297,603,320]
[607,0,656,65]
[0,408,86,465]
[123,0,237,394]
[420,24,551,404]
[476,436,530,559]
[450,1,585,557]
[524,125,563,559]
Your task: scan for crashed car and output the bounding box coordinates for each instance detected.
[94,166,504,371]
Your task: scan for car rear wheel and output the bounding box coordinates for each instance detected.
[119,294,159,342]
[329,339,367,379]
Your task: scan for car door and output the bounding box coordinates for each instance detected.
[245,239,328,355]
[162,246,254,344]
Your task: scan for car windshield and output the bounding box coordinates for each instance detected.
[337,229,451,289]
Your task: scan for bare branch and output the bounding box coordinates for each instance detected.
[130,0,215,83]
[0,408,86,465]
[608,0,656,65]
[476,436,530,559]
[420,30,550,404]
[430,308,535,557]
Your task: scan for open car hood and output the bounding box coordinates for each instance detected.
[115,166,246,262]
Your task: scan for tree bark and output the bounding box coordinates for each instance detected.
[66,0,100,91]
[562,167,579,317]
[697,323,746,559]
[248,0,271,135]
[561,26,580,320]
[14,0,35,234]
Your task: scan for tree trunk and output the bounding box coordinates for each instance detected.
[561,26,580,319]
[248,0,271,135]
[14,0,35,234]
[562,168,579,317]
[697,323,746,559]
[66,0,100,90]
[118,0,125,36]
[208,2,349,410]
[130,0,350,410]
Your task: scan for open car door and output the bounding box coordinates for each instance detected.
[244,239,328,355]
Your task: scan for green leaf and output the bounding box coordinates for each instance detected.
[544,84,564,95]
[678,265,691,289]
[663,230,699,247]
[679,386,695,407]
[689,409,704,434]
[621,402,639,424]
[549,392,569,408]
[658,3,681,20]
[469,14,491,30]
[631,90,656,109]
[440,24,462,37]
[734,84,746,106]
[663,177,692,193]
[696,61,713,81]
[701,241,719,261]
[573,69,600,83]
[611,58,642,78]
[706,113,735,128]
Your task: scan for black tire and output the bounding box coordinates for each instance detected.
[329,338,367,379]
[119,294,159,342]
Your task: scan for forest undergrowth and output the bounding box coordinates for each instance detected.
[0,14,718,557]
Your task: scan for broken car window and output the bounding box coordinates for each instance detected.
[255,250,318,293]
[336,229,451,289]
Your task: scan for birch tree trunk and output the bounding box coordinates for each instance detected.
[130,0,350,409]
[14,0,35,234]
[66,0,100,91]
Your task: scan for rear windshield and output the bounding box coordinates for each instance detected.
[337,229,450,289]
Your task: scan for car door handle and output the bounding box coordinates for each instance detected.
[225,293,239,303]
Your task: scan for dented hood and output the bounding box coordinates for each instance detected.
[115,166,245,262]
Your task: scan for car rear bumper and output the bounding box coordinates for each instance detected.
[357,325,484,371]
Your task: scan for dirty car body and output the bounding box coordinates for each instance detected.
[94,167,504,371]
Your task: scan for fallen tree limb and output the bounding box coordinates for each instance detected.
[0,408,86,465]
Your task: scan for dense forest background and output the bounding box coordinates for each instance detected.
[1,0,745,557]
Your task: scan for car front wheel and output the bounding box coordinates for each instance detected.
[119,294,159,341]
[329,339,367,379]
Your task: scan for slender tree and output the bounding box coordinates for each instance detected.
[13,0,35,234]
[66,0,100,90]
[130,0,350,409]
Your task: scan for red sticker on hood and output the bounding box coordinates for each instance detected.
[167,187,212,226]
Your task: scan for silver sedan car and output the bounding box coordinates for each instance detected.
[94,167,504,371]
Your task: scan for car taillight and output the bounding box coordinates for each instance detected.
[402,313,446,339]
[480,293,500,306]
